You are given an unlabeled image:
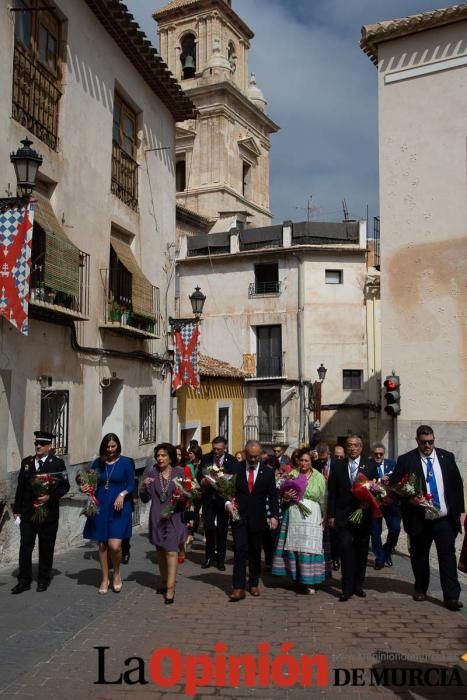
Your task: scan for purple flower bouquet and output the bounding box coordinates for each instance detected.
[278,473,311,518]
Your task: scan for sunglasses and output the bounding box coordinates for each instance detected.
[418,439,434,445]
[373,452,384,457]
[34,441,50,446]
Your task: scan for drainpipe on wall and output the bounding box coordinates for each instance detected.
[290,247,305,446]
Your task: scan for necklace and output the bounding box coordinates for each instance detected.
[104,458,119,490]
[158,466,172,503]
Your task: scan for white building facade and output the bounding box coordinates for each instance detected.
[361,5,467,467]
[0,0,194,560]
[178,220,374,451]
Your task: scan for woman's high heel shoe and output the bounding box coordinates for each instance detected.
[164,588,175,604]
[113,576,123,593]
[99,580,110,594]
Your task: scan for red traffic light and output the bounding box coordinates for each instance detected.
[384,378,397,391]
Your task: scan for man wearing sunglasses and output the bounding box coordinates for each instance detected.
[369,443,400,569]
[11,431,69,594]
[390,425,464,611]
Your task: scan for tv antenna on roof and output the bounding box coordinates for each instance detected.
[342,198,350,221]
[295,194,319,222]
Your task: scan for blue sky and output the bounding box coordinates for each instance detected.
[125,1,459,226]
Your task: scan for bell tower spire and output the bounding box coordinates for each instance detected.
[154,0,279,228]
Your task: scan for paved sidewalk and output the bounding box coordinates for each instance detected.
[1,529,466,699]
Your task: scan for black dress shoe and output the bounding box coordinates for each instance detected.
[355,590,367,598]
[339,593,352,602]
[384,554,393,567]
[332,559,340,571]
[37,581,49,592]
[201,558,213,569]
[217,561,226,571]
[444,599,463,611]
[122,553,130,564]
[374,562,384,570]
[11,581,31,595]
[413,592,427,602]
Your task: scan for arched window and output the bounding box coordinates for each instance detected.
[180,33,196,79]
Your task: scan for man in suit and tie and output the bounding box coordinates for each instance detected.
[369,442,401,569]
[327,434,378,601]
[199,436,237,571]
[390,425,464,611]
[12,431,69,594]
[226,440,279,601]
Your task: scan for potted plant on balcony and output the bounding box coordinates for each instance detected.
[44,287,56,304]
[30,282,45,301]
[110,301,122,322]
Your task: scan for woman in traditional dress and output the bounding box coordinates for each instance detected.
[272,447,327,594]
[140,443,186,604]
[80,433,134,594]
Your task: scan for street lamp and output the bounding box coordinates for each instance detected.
[169,286,207,331]
[10,138,43,197]
[317,363,327,382]
[189,286,206,318]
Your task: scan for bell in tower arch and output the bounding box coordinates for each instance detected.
[183,54,195,79]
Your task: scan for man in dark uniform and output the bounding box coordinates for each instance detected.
[12,431,69,593]
[199,436,237,570]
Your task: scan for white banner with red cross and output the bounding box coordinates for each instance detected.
[0,200,34,336]
[172,321,200,392]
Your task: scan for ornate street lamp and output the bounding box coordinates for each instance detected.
[169,286,206,331]
[10,138,43,197]
[317,363,327,382]
[189,286,206,318]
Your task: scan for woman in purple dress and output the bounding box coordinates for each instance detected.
[140,443,186,604]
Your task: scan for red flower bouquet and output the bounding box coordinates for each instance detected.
[348,473,382,525]
[161,486,186,519]
[30,474,58,523]
[77,468,100,517]
[392,473,440,520]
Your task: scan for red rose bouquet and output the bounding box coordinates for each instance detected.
[77,468,100,517]
[161,485,186,519]
[30,474,58,523]
[348,473,382,525]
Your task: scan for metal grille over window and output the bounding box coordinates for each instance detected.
[139,395,156,445]
[40,390,69,455]
[343,370,363,390]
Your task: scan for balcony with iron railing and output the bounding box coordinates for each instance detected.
[248,280,281,297]
[12,45,61,151]
[100,269,160,339]
[111,142,139,210]
[29,250,90,321]
[243,352,286,380]
[243,416,289,445]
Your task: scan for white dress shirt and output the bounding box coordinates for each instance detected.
[419,449,447,517]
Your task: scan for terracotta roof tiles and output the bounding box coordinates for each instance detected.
[198,354,250,379]
[361,4,467,64]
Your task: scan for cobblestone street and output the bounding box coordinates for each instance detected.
[1,529,466,700]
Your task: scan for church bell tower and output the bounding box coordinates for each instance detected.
[154,0,279,229]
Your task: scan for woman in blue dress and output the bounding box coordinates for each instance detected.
[79,433,134,594]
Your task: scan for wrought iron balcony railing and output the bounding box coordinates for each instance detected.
[243,416,289,445]
[12,46,61,151]
[111,142,139,210]
[248,280,281,297]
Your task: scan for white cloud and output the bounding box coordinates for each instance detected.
[124,0,461,224]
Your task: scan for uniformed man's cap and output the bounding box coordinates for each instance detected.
[34,430,55,444]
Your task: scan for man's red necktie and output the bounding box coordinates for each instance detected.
[248,467,255,493]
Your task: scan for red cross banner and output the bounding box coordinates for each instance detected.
[0,200,34,336]
[172,321,200,392]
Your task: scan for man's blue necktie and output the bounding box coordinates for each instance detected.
[425,457,440,509]
[378,464,384,480]
[350,460,358,483]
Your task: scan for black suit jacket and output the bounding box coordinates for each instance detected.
[230,461,279,532]
[199,452,238,506]
[390,448,464,535]
[327,457,379,527]
[13,454,70,523]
